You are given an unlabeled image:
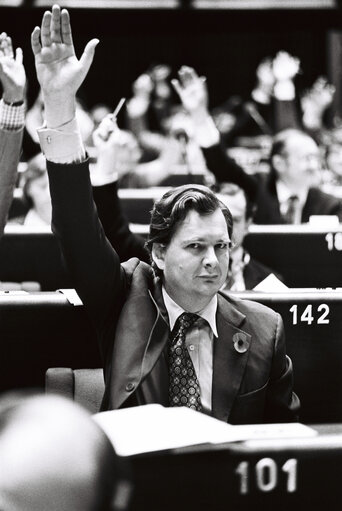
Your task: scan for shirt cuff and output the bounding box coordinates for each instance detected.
[273,81,296,101]
[193,115,220,148]
[0,98,25,131]
[37,117,86,164]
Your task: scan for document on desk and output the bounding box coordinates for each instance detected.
[93,404,317,456]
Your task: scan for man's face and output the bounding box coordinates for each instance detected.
[153,208,230,310]
[278,135,321,189]
[217,186,249,250]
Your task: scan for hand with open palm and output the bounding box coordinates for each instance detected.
[31,4,99,127]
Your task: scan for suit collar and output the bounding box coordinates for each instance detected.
[212,293,252,422]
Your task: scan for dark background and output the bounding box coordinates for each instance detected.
[0,6,341,111]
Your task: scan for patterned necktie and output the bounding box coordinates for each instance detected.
[284,195,299,224]
[168,312,202,411]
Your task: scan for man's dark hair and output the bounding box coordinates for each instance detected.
[145,184,233,277]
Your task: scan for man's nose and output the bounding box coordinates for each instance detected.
[203,246,219,267]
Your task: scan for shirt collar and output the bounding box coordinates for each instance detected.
[275,180,307,207]
[162,286,218,337]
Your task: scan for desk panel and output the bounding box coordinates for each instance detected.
[0,292,100,392]
[131,424,342,511]
[234,291,342,423]
[244,225,342,287]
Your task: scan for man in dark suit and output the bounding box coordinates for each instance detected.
[32,5,299,424]
[172,67,342,224]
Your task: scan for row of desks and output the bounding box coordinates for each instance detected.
[1,225,342,290]
[131,423,342,511]
[1,289,342,424]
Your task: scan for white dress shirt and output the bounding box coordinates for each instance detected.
[276,180,307,224]
[162,287,218,414]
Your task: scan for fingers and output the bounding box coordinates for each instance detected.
[61,8,73,46]
[171,78,182,97]
[15,47,23,65]
[4,36,14,58]
[31,27,42,56]
[0,33,14,59]
[51,4,62,44]
[79,38,99,78]
[41,10,52,47]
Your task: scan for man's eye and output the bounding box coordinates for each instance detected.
[216,243,228,250]
[188,243,200,249]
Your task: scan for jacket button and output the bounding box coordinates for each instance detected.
[125,382,135,392]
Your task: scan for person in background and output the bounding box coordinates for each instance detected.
[11,152,51,227]
[0,32,26,237]
[215,183,284,290]
[0,393,132,511]
[32,5,299,425]
[172,66,342,224]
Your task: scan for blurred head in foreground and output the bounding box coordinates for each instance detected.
[0,393,132,511]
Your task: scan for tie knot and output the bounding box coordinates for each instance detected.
[288,195,299,204]
[179,312,199,330]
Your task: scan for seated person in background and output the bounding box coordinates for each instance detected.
[172,66,342,224]
[93,110,208,188]
[216,183,284,290]
[0,32,26,237]
[0,393,132,511]
[33,5,299,425]
[11,152,51,227]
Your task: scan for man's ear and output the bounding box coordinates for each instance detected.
[271,154,285,175]
[151,243,166,271]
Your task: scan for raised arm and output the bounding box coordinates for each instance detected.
[32,5,128,349]
[0,32,26,237]
[172,65,259,201]
[91,114,149,263]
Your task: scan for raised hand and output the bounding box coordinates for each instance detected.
[31,4,98,127]
[172,66,209,120]
[301,77,335,130]
[255,57,275,93]
[92,114,141,185]
[0,32,26,103]
[272,51,300,83]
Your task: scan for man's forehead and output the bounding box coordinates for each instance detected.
[173,208,229,238]
[284,134,318,155]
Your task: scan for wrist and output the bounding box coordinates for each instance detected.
[273,80,295,101]
[43,94,76,129]
[190,108,211,125]
[3,90,25,104]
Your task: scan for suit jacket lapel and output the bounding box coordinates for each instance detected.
[212,293,252,422]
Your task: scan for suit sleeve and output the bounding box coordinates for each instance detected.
[47,159,130,362]
[264,313,300,422]
[0,128,23,238]
[92,181,150,263]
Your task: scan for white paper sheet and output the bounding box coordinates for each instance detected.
[93,404,317,456]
